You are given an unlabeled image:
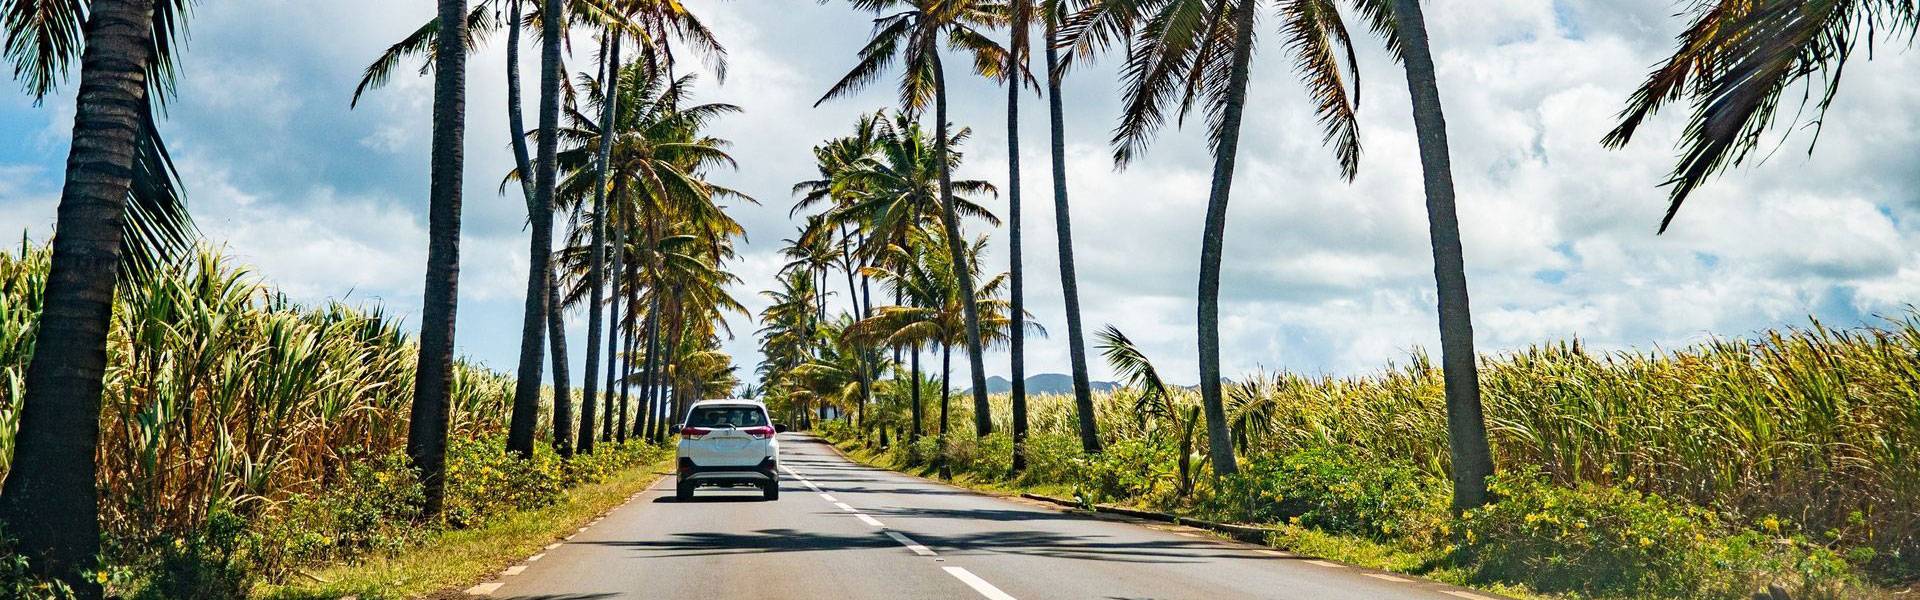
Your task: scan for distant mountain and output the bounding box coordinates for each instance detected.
[973,373,1120,395]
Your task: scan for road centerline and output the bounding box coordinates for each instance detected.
[943,566,1019,600]
[884,531,936,556]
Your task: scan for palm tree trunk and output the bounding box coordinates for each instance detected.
[1194,0,1258,477]
[940,342,952,436]
[0,0,155,590]
[1045,15,1101,455]
[910,343,923,442]
[618,266,637,444]
[547,274,573,457]
[577,32,621,455]
[1007,0,1031,474]
[603,183,625,443]
[1392,0,1492,510]
[637,293,661,440]
[508,0,565,458]
[929,53,994,437]
[405,0,469,522]
[643,293,664,438]
[506,0,533,199]
[839,241,874,433]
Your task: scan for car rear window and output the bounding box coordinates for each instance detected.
[687,405,768,428]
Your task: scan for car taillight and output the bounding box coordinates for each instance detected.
[743,426,775,439]
[681,426,711,439]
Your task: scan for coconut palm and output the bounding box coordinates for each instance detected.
[0,0,195,590]
[1382,0,1493,509]
[818,0,1012,437]
[854,233,1035,439]
[355,0,730,457]
[405,0,472,523]
[1070,0,1374,476]
[999,0,1037,472]
[1040,0,1101,454]
[507,0,568,458]
[1605,0,1917,232]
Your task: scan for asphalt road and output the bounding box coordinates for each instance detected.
[469,434,1503,600]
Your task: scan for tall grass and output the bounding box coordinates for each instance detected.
[0,243,524,567]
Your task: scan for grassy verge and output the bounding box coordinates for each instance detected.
[255,455,673,600]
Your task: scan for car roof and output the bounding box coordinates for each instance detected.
[688,398,764,408]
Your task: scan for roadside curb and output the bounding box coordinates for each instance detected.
[1015,493,1280,543]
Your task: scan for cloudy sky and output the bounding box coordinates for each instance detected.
[3,0,1917,386]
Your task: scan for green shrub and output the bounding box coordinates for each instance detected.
[1457,471,1855,599]
[1015,432,1086,487]
[442,437,566,528]
[135,504,253,600]
[941,433,1013,477]
[251,452,425,579]
[1082,437,1177,503]
[1204,449,1450,545]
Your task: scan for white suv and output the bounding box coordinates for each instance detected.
[671,399,783,501]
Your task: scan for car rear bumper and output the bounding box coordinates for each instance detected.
[679,457,777,485]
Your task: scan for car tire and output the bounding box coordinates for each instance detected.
[675,480,694,502]
[762,479,780,501]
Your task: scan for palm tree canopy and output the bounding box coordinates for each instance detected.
[1062,0,1400,175]
[815,0,1013,113]
[1603,0,1917,233]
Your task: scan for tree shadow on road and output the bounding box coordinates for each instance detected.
[580,526,1262,564]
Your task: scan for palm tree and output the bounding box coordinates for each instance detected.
[575,28,622,455]
[818,0,1011,437]
[1041,0,1100,454]
[405,0,471,523]
[1001,0,1035,472]
[1074,0,1369,476]
[0,0,194,590]
[1383,0,1493,509]
[1604,0,1914,232]
[508,0,567,458]
[854,233,1034,439]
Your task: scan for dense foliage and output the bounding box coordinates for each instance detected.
[0,243,666,597]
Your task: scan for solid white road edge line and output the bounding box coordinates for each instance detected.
[943,566,1018,600]
[884,531,936,556]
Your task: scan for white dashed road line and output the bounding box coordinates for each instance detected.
[464,582,503,595]
[884,531,936,556]
[820,493,838,502]
[1303,560,1346,569]
[1442,591,1501,600]
[855,513,886,527]
[943,566,1019,600]
[502,565,527,576]
[834,502,857,512]
[1364,573,1411,582]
